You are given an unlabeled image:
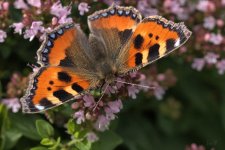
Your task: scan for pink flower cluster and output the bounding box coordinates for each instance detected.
[71,69,176,141]
[192,52,225,75]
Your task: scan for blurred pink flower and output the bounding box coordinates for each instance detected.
[0,30,7,43]
[2,98,21,113]
[78,2,90,16]
[204,52,219,64]
[103,0,121,6]
[216,19,224,27]
[24,21,44,41]
[11,22,24,35]
[27,0,41,8]
[196,0,215,12]
[192,58,205,71]
[14,0,28,9]
[127,85,140,99]
[208,33,223,45]
[216,59,225,75]
[222,0,225,6]
[86,132,99,142]
[83,95,95,107]
[137,0,158,17]
[153,85,165,100]
[185,143,206,150]
[74,110,85,124]
[94,115,110,131]
[157,74,166,81]
[203,16,216,30]
[1,2,9,11]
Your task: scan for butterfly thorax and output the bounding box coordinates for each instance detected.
[94,58,119,85]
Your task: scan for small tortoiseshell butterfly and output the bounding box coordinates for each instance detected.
[20,5,192,113]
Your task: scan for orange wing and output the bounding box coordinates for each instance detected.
[88,4,142,57]
[21,67,91,113]
[123,16,191,71]
[37,23,91,67]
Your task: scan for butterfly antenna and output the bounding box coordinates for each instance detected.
[115,80,155,89]
[93,83,109,111]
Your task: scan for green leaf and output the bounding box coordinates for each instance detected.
[9,113,41,140]
[76,141,91,150]
[36,119,54,138]
[3,129,23,150]
[0,104,9,150]
[49,137,61,150]
[40,138,54,146]
[66,119,76,135]
[92,131,122,150]
[30,146,48,150]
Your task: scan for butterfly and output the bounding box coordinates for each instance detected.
[20,5,192,113]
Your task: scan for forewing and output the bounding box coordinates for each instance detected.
[20,67,91,113]
[37,23,93,70]
[88,5,142,58]
[118,16,192,72]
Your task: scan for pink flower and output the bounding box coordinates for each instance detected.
[222,0,225,5]
[216,59,225,75]
[50,1,72,24]
[107,86,118,95]
[103,0,121,6]
[14,0,28,9]
[185,143,206,150]
[104,107,116,120]
[137,0,158,17]
[203,16,216,30]
[157,74,166,81]
[107,99,123,113]
[196,0,215,12]
[58,15,73,24]
[11,22,24,35]
[78,2,90,16]
[0,30,7,43]
[86,132,99,142]
[94,115,110,131]
[1,2,9,11]
[216,19,224,27]
[83,95,95,107]
[24,21,44,41]
[208,33,223,45]
[127,85,140,99]
[74,110,85,124]
[192,58,205,71]
[27,0,41,8]
[154,85,165,100]
[2,98,21,113]
[204,52,219,64]
[104,100,123,120]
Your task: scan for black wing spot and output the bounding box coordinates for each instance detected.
[166,38,176,52]
[135,53,143,66]
[47,87,52,91]
[134,34,144,49]
[49,81,54,85]
[72,83,84,93]
[58,71,72,82]
[149,33,153,38]
[39,98,54,107]
[155,35,159,40]
[53,90,73,102]
[119,29,133,43]
[148,44,160,61]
